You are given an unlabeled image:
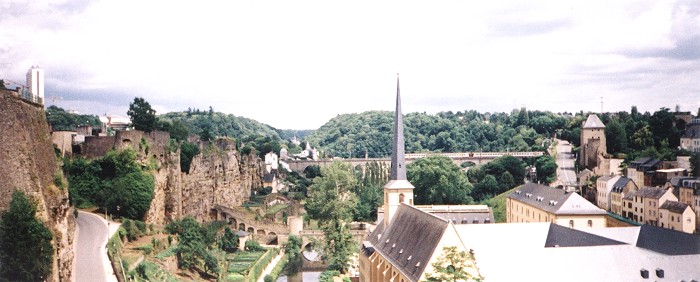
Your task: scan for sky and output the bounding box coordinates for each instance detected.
[1,0,699,129]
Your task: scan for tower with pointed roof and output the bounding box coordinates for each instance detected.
[383,74,415,227]
[580,114,607,170]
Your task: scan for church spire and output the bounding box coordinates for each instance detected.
[391,73,407,180]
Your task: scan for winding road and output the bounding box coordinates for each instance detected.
[555,139,577,188]
[74,211,118,282]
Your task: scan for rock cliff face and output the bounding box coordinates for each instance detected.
[178,139,264,222]
[96,131,264,225]
[0,89,74,282]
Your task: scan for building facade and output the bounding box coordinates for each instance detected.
[610,177,638,216]
[506,183,607,229]
[659,201,696,234]
[26,66,44,104]
[623,187,677,226]
[579,114,606,170]
[596,175,620,211]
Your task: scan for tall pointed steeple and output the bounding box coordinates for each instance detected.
[382,74,414,227]
[391,74,407,180]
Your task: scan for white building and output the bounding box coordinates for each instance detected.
[26,66,44,104]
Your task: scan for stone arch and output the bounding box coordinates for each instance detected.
[257,229,266,235]
[268,232,276,236]
[122,139,132,146]
[247,227,255,234]
[239,223,246,231]
[228,217,237,226]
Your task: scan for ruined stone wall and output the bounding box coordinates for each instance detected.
[81,135,116,158]
[0,90,74,282]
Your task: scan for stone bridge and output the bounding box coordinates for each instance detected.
[213,205,370,247]
[213,205,289,238]
[284,151,545,173]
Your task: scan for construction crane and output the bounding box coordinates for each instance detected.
[48,95,62,104]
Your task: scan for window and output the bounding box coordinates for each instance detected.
[569,220,574,228]
[587,220,592,227]
[399,193,405,204]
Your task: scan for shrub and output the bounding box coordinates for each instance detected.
[245,240,265,252]
[264,275,273,282]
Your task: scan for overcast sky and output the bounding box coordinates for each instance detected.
[1,0,698,129]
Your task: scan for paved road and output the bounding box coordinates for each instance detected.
[555,139,577,187]
[74,211,115,282]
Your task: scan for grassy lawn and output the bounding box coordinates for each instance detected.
[481,187,518,223]
[266,203,288,215]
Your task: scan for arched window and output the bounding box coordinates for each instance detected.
[569,220,574,228]
[399,193,405,204]
[587,220,592,227]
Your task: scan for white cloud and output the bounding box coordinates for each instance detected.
[1,0,698,129]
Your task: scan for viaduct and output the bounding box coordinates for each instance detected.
[284,151,545,173]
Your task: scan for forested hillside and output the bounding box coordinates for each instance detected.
[306,109,570,158]
[159,109,282,143]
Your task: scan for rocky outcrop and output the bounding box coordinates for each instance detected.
[0,89,74,282]
[98,131,264,225]
[179,139,264,222]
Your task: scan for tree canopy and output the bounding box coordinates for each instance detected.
[304,161,358,273]
[407,156,474,205]
[128,97,158,132]
[0,191,54,281]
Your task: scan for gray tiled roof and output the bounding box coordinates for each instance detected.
[635,225,700,255]
[544,223,626,248]
[659,201,690,214]
[373,204,448,282]
[682,123,700,139]
[611,176,633,193]
[625,187,668,200]
[507,183,606,215]
[583,114,605,129]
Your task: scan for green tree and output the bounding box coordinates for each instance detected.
[534,155,558,185]
[631,125,654,150]
[218,227,239,253]
[168,120,190,142]
[285,235,303,274]
[180,142,201,173]
[0,191,54,281]
[408,156,474,205]
[472,175,499,202]
[605,118,627,154]
[482,156,526,186]
[423,246,483,282]
[103,171,155,219]
[127,97,158,132]
[305,162,358,273]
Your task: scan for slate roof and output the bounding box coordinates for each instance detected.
[583,114,605,129]
[629,157,651,169]
[625,187,668,200]
[544,223,626,248]
[669,177,694,188]
[659,201,690,214]
[416,205,494,224]
[611,176,633,193]
[507,183,606,215]
[635,225,700,255]
[682,123,700,139]
[372,204,448,282]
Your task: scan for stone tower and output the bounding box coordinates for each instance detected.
[579,114,606,170]
[383,74,415,227]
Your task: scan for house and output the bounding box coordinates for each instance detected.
[596,175,621,211]
[659,201,696,234]
[623,187,677,226]
[610,176,638,216]
[680,122,700,153]
[675,178,700,231]
[627,157,661,187]
[506,183,607,229]
[652,168,687,187]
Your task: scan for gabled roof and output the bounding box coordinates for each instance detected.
[544,223,626,248]
[659,201,690,214]
[635,225,700,255]
[416,205,494,224]
[668,177,694,188]
[583,114,605,129]
[682,123,700,139]
[629,157,651,169]
[373,204,448,282]
[507,183,606,215]
[611,176,634,193]
[625,187,669,200]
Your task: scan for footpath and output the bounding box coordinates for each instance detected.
[257,249,285,282]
